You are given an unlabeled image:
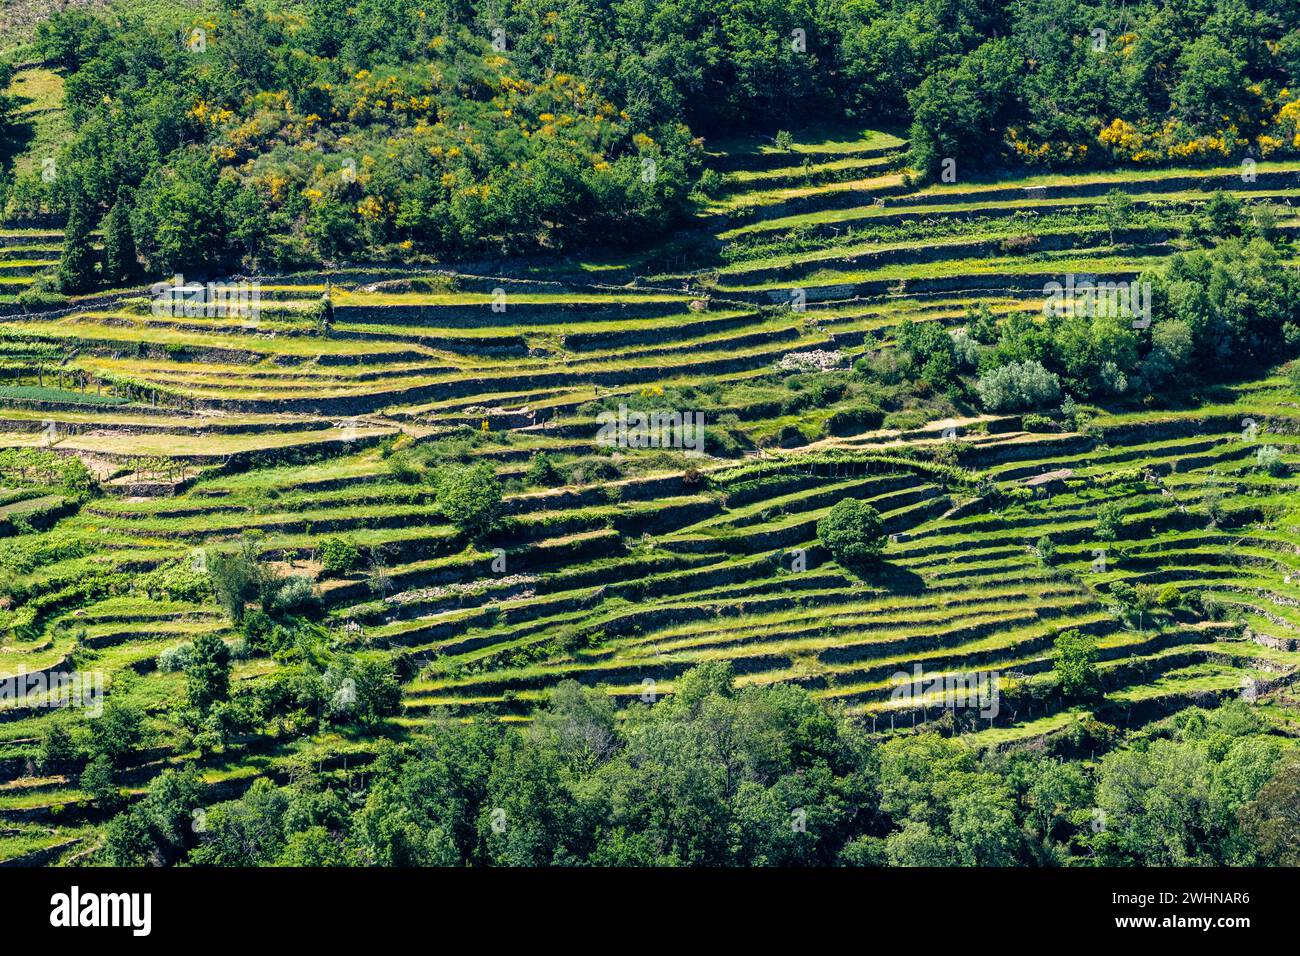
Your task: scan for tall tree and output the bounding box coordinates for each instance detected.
[102,194,139,285]
[57,193,98,294]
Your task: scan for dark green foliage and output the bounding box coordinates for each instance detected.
[525,452,561,487]
[817,498,886,567]
[85,702,145,767]
[102,766,205,866]
[972,236,1300,409]
[1101,189,1133,243]
[324,656,402,726]
[56,193,98,293]
[31,0,1300,282]
[896,318,959,390]
[907,38,1023,178]
[1203,190,1244,238]
[207,539,262,624]
[101,195,139,284]
[35,718,79,773]
[81,754,123,809]
[92,662,1296,867]
[1094,704,1283,865]
[1240,752,1300,865]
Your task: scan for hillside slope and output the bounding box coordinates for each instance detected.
[2,123,1300,864]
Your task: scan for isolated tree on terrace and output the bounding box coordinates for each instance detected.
[818,498,886,568]
[186,632,232,716]
[1053,629,1100,699]
[1101,189,1133,245]
[436,462,503,540]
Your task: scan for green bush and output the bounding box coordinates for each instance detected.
[435,462,503,539]
[185,633,231,716]
[1255,445,1287,477]
[137,559,212,603]
[827,401,885,435]
[817,499,886,567]
[157,642,193,673]
[1053,629,1100,699]
[525,452,561,487]
[319,536,362,577]
[976,360,1062,412]
[208,539,262,624]
[271,576,321,618]
[16,278,69,312]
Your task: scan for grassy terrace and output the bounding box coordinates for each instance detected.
[1,123,1298,863]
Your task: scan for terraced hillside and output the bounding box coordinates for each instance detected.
[3,126,1300,865]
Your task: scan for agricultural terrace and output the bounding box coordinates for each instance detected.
[1,126,1299,864]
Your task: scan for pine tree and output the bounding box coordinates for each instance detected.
[102,195,138,284]
[56,194,98,294]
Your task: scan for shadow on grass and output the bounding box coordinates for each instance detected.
[842,559,926,594]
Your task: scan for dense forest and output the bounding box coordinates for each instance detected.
[68,663,1296,867]
[5,0,1300,279]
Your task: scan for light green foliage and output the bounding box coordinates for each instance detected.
[435,462,503,540]
[1053,629,1100,699]
[976,359,1061,412]
[318,536,361,577]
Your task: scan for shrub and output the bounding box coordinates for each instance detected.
[817,499,886,567]
[81,755,122,808]
[1255,445,1287,477]
[1095,503,1124,542]
[525,452,561,487]
[86,702,145,766]
[319,536,361,577]
[157,642,194,673]
[17,277,68,312]
[323,656,401,725]
[271,576,321,618]
[137,559,212,603]
[826,401,885,435]
[1054,629,1100,699]
[1203,190,1243,238]
[185,633,231,716]
[36,718,80,772]
[435,462,503,539]
[208,539,262,623]
[976,360,1062,412]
